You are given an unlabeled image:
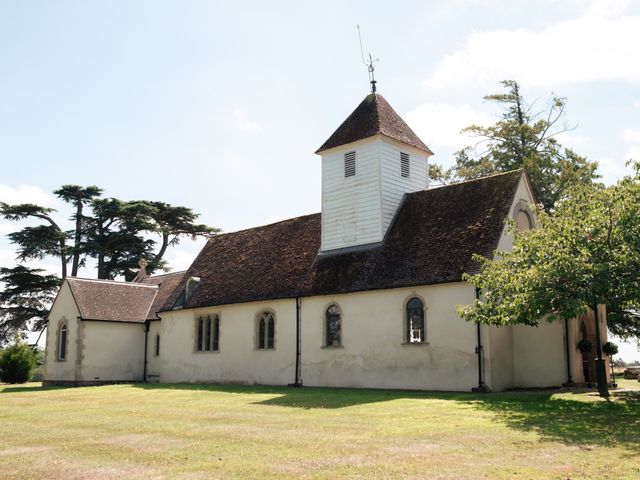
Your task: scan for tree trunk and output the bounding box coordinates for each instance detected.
[71,199,82,277]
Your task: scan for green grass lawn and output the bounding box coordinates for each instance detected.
[1,380,639,479]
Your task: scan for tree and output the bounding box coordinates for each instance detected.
[0,266,60,345]
[0,186,217,339]
[54,185,103,277]
[0,336,38,383]
[432,80,600,210]
[456,168,640,395]
[0,203,69,277]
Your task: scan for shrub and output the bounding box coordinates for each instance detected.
[602,341,619,357]
[0,337,37,384]
[577,339,593,353]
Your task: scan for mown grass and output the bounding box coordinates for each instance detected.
[0,380,639,479]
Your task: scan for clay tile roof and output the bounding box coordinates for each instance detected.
[316,93,433,155]
[161,170,523,311]
[299,170,523,296]
[141,271,187,320]
[160,214,321,311]
[67,278,158,323]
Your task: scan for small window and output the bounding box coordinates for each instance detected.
[344,151,356,177]
[196,315,220,352]
[154,333,160,356]
[257,311,275,350]
[515,209,533,231]
[405,297,425,343]
[325,304,342,347]
[57,324,68,361]
[400,152,410,178]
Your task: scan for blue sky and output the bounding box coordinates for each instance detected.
[1,0,639,358]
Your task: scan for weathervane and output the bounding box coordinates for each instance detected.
[357,25,379,93]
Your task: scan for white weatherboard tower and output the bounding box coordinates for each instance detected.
[316,93,434,252]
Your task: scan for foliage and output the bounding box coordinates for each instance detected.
[457,166,640,339]
[430,80,600,211]
[577,339,593,354]
[0,336,37,383]
[602,341,619,357]
[0,266,59,345]
[0,185,218,338]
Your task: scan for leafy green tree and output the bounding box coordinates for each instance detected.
[0,336,38,383]
[432,80,600,210]
[457,167,640,395]
[0,266,59,345]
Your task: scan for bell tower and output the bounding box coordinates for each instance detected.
[316,93,433,253]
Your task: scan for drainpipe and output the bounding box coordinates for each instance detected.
[293,297,302,387]
[564,317,574,386]
[472,287,490,393]
[592,304,609,397]
[143,321,149,383]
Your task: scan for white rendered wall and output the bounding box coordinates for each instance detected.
[44,281,81,382]
[146,321,162,382]
[300,283,478,391]
[80,321,145,382]
[320,135,430,252]
[158,298,297,385]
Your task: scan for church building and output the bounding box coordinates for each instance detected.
[43,92,608,391]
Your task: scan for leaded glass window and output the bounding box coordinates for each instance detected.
[325,304,342,347]
[257,311,275,350]
[406,297,425,343]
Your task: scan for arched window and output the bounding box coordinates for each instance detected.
[257,311,275,350]
[57,323,68,361]
[195,314,220,352]
[154,333,160,356]
[405,297,425,343]
[325,304,342,347]
[513,200,534,232]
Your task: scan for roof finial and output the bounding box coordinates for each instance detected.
[357,25,379,93]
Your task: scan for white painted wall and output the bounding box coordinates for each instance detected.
[512,320,566,387]
[300,284,478,391]
[158,299,296,385]
[44,281,81,382]
[146,321,162,382]
[80,321,145,382]
[379,137,429,233]
[320,135,430,252]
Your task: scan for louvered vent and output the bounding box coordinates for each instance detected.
[400,152,410,178]
[344,151,356,177]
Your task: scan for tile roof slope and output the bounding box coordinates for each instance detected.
[160,170,522,311]
[67,278,158,323]
[160,214,321,311]
[141,271,186,320]
[299,170,522,295]
[316,93,433,154]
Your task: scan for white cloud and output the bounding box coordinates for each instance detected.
[0,184,57,207]
[406,103,494,152]
[634,100,640,108]
[623,128,640,143]
[554,132,590,150]
[625,145,640,161]
[232,109,263,133]
[424,14,640,89]
[596,156,632,185]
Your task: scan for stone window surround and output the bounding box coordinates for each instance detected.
[255,309,276,351]
[402,293,428,346]
[322,302,343,348]
[56,319,69,362]
[194,313,221,353]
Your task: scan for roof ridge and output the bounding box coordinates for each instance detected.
[147,270,187,279]
[428,169,523,190]
[67,277,159,289]
[219,212,320,237]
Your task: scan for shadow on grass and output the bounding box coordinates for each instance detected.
[134,383,640,451]
[0,383,68,394]
[467,389,640,452]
